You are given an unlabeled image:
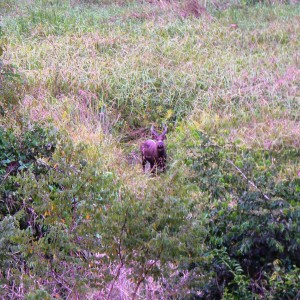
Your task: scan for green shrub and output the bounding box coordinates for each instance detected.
[0,124,208,298]
[185,129,300,299]
[0,124,57,218]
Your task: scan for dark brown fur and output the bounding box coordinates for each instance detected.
[140,125,167,173]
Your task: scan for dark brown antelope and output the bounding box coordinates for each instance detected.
[140,125,167,174]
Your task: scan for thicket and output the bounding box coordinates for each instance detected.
[1,120,299,299]
[183,129,300,299]
[0,121,208,298]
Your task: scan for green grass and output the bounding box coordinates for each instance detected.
[3,1,299,143]
[1,0,299,199]
[1,0,298,187]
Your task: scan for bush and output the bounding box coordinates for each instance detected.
[0,124,57,218]
[185,129,300,299]
[0,123,208,298]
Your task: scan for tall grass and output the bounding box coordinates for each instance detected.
[3,1,299,147]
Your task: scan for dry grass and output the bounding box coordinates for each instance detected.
[229,118,300,149]
[87,260,195,299]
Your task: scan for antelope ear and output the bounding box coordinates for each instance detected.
[162,124,167,135]
[161,124,167,139]
[151,125,158,138]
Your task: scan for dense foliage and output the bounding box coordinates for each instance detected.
[1,0,299,299]
[185,130,300,299]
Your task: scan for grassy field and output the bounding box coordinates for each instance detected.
[1,0,300,299]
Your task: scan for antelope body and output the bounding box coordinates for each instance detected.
[140,125,167,173]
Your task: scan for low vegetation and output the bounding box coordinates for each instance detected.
[1,0,299,299]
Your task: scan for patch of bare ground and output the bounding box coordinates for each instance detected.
[110,0,212,22]
[180,0,212,19]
